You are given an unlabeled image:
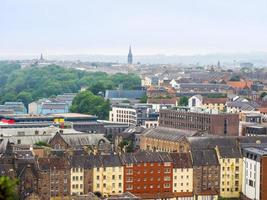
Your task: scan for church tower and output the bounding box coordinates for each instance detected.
[128,46,133,64]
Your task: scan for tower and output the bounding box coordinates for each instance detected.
[128,46,133,64]
[40,53,44,61]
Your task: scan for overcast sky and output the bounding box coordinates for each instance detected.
[1,0,267,57]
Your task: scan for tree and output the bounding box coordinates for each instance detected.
[139,95,148,103]
[206,93,227,98]
[260,92,267,98]
[178,96,188,106]
[70,91,110,119]
[0,176,18,200]
[17,91,33,106]
[229,75,240,81]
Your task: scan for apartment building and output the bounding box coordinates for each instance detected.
[70,156,85,195]
[109,105,137,125]
[170,153,194,200]
[242,146,267,200]
[92,154,124,197]
[215,146,242,199]
[191,149,220,200]
[120,151,173,199]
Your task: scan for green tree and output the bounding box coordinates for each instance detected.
[70,91,110,119]
[139,95,148,103]
[0,176,18,200]
[17,91,33,106]
[260,92,267,98]
[229,75,240,81]
[178,96,189,106]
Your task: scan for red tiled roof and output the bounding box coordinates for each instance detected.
[202,98,228,104]
[227,81,253,89]
[147,98,178,104]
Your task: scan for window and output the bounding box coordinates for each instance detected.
[164,183,170,188]
[126,184,133,190]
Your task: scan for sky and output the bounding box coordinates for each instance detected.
[1,0,267,57]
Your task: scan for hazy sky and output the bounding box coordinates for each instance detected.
[1,0,267,56]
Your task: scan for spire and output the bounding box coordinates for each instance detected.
[128,46,133,64]
[40,53,44,61]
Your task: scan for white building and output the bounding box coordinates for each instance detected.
[242,147,267,200]
[109,105,137,125]
[188,95,203,108]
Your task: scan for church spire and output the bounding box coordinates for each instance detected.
[128,46,133,64]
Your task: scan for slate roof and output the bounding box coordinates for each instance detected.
[187,137,237,150]
[191,149,219,166]
[57,133,109,147]
[42,102,67,110]
[170,153,192,168]
[142,127,198,142]
[217,146,241,158]
[84,154,122,168]
[105,90,146,99]
[226,101,260,111]
[120,151,172,164]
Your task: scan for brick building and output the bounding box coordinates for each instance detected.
[120,151,173,199]
[159,109,239,136]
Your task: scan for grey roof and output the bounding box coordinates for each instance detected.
[105,90,146,99]
[84,154,122,168]
[101,154,122,167]
[226,101,260,111]
[217,146,241,158]
[142,127,198,142]
[187,137,237,150]
[58,133,108,147]
[178,83,230,90]
[120,151,172,164]
[191,149,219,166]
[170,153,192,168]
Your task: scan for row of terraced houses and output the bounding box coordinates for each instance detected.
[1,137,267,200]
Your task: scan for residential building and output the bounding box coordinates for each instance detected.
[159,108,239,136]
[109,104,158,126]
[175,83,232,93]
[92,154,124,197]
[241,146,267,200]
[191,149,220,200]
[0,102,27,114]
[188,95,227,111]
[70,156,85,195]
[109,105,137,125]
[120,151,173,199]
[170,153,194,200]
[215,146,242,199]
[226,101,260,114]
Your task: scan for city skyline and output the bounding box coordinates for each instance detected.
[1,0,267,57]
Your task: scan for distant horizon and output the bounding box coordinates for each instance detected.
[1,51,267,66]
[1,0,267,57]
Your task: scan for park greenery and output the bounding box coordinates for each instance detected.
[0,176,18,200]
[0,62,141,118]
[70,91,110,119]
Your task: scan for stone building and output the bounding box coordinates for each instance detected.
[140,126,198,153]
[191,149,220,200]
